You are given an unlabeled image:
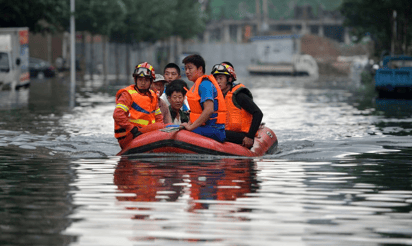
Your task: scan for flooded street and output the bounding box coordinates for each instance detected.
[1,75,412,245]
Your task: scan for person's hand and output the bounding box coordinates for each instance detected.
[180,122,191,131]
[130,127,142,139]
[242,137,254,149]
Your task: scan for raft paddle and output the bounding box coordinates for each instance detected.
[159,125,185,133]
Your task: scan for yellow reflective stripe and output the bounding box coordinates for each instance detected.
[116,104,129,112]
[127,89,138,95]
[155,108,161,115]
[129,119,149,125]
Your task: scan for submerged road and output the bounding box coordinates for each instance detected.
[1,75,412,245]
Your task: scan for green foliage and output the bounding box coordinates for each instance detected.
[0,0,69,33]
[360,70,373,84]
[0,0,205,42]
[208,0,343,21]
[172,0,206,39]
[110,0,205,43]
[76,0,127,35]
[340,0,412,55]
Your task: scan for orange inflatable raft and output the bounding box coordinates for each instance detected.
[117,125,278,157]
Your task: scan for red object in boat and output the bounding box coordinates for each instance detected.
[117,125,278,157]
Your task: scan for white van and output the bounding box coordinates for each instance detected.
[0,27,30,90]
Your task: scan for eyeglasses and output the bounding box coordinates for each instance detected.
[211,64,230,75]
[133,67,152,78]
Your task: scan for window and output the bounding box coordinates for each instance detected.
[0,52,10,72]
[388,60,412,69]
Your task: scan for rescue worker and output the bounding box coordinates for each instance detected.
[151,74,172,124]
[113,62,164,149]
[212,62,263,149]
[165,79,190,124]
[181,54,227,142]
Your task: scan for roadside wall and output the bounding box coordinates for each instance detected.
[29,32,63,64]
[74,34,371,80]
[183,43,255,77]
[76,40,257,79]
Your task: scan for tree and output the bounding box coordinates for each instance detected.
[108,0,206,80]
[340,0,412,56]
[75,0,127,79]
[0,0,69,33]
[172,0,206,40]
[110,0,205,43]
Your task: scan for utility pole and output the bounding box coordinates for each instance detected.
[256,0,261,34]
[262,0,269,32]
[391,10,397,56]
[70,0,76,108]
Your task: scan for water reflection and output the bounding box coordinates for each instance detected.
[2,75,412,245]
[349,147,412,210]
[29,77,73,114]
[0,152,76,245]
[374,98,412,118]
[256,158,412,245]
[114,158,257,213]
[0,88,29,110]
[372,98,412,137]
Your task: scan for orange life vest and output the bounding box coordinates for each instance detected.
[114,85,159,140]
[225,83,253,133]
[186,74,227,125]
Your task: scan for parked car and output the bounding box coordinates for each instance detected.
[29,57,56,79]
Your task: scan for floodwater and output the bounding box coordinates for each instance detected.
[1,74,412,246]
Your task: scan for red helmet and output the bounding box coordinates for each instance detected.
[133,62,156,80]
[211,63,237,81]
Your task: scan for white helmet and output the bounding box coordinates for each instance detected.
[154,74,167,83]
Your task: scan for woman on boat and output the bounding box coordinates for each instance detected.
[165,79,190,124]
[212,62,263,149]
[113,62,164,149]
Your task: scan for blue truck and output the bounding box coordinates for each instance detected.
[375,55,412,98]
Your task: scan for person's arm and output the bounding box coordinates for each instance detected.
[236,92,263,145]
[158,98,172,124]
[113,92,135,132]
[160,93,170,106]
[183,100,213,131]
[181,80,214,130]
[154,102,164,123]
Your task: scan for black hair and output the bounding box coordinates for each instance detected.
[182,54,205,73]
[164,63,181,75]
[165,79,188,97]
[222,61,234,68]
